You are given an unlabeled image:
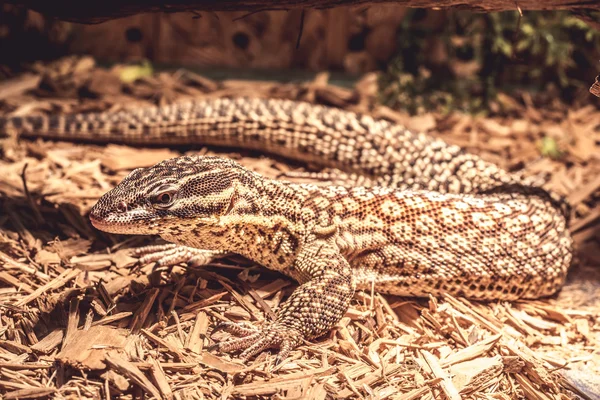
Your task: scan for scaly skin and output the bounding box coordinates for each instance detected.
[88,155,571,364]
[1,97,573,363]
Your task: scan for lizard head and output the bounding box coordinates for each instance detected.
[89,155,265,236]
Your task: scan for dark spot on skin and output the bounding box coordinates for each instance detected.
[272,234,283,255]
[32,119,43,129]
[48,118,59,130]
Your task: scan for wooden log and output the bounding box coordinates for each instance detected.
[8,0,600,24]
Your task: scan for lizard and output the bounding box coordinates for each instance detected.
[0,97,573,363]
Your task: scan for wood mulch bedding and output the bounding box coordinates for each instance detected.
[0,56,598,399]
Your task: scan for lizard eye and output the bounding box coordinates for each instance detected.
[157,192,172,203]
[151,185,177,209]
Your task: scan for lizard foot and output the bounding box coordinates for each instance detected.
[209,244,355,365]
[210,321,303,365]
[134,244,229,267]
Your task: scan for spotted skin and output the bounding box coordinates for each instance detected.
[1,98,573,363]
[88,155,570,363]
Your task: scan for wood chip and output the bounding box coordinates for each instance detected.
[56,325,130,370]
[104,352,162,399]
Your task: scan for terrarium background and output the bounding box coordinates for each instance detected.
[1,5,599,112]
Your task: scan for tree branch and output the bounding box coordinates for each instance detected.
[8,0,600,24]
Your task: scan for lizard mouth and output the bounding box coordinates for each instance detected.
[89,207,170,235]
[89,213,123,233]
[89,209,147,234]
[90,215,113,232]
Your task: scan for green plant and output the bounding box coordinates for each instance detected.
[379,10,600,115]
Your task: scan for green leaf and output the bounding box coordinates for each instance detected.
[538,136,563,159]
[119,61,154,83]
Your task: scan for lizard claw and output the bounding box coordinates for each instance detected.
[133,244,228,267]
[211,321,259,337]
[210,321,303,365]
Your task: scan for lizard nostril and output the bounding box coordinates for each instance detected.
[116,202,128,213]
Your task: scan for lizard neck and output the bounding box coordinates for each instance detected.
[160,179,311,271]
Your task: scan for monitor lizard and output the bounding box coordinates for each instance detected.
[0,97,573,364]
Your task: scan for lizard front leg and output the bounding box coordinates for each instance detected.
[134,243,230,267]
[211,241,355,365]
